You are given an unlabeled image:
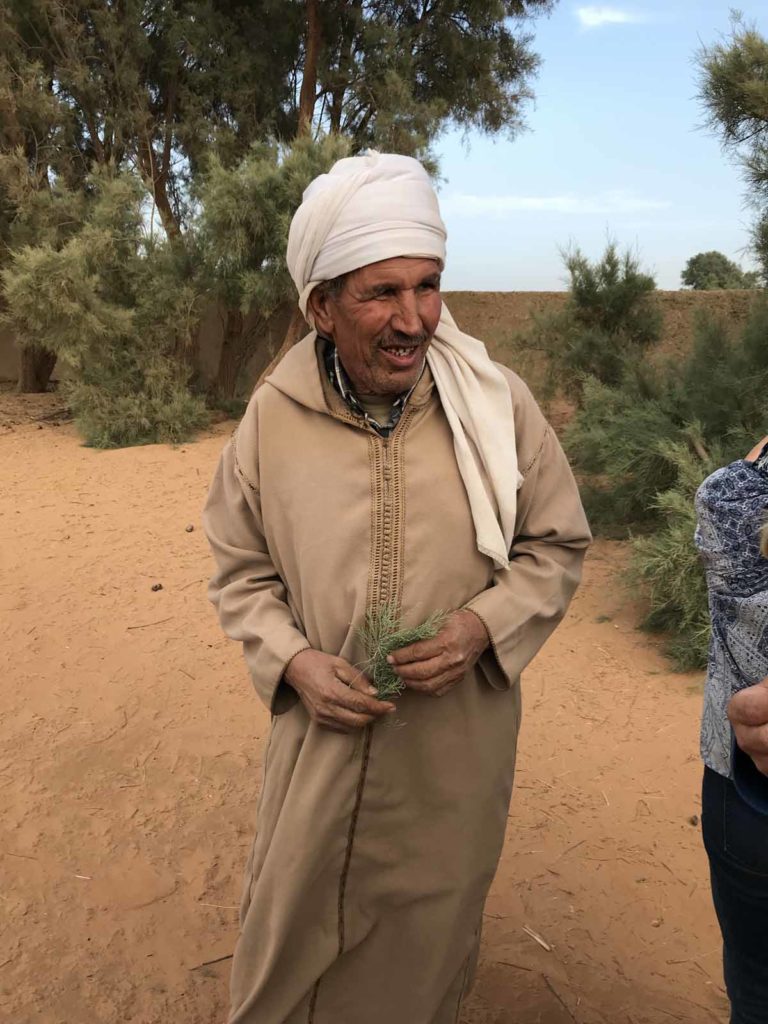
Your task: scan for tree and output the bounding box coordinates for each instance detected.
[299,1,554,159]
[195,0,560,399]
[1,0,558,408]
[195,134,349,401]
[1,0,557,398]
[563,297,768,667]
[0,0,87,391]
[0,0,302,390]
[681,250,760,290]
[697,19,768,283]
[530,242,661,395]
[19,0,300,235]
[2,171,207,446]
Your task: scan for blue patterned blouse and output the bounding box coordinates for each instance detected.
[695,450,768,781]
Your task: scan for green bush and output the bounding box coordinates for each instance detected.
[565,296,768,667]
[564,363,681,529]
[535,243,662,395]
[629,443,720,670]
[2,172,208,447]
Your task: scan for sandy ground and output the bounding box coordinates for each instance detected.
[0,411,728,1024]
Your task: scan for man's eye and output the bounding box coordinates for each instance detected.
[419,281,439,291]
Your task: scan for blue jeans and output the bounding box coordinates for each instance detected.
[702,766,768,1024]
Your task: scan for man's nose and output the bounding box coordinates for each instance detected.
[391,291,422,336]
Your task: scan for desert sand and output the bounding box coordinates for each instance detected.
[0,401,727,1024]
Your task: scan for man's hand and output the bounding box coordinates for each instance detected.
[728,678,768,776]
[386,610,490,698]
[284,649,395,733]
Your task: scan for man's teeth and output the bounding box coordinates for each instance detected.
[384,347,415,356]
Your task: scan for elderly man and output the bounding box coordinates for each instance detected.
[203,152,591,1024]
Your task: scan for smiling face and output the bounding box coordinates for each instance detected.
[307,256,442,397]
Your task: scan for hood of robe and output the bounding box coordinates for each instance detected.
[264,336,327,413]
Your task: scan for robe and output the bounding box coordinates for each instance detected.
[203,336,591,1024]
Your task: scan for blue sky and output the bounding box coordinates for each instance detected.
[436,1,766,291]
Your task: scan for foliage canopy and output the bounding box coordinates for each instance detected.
[681,250,760,290]
[697,18,768,283]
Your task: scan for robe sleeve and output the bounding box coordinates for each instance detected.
[202,438,310,714]
[464,384,591,689]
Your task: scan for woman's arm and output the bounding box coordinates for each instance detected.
[745,435,768,463]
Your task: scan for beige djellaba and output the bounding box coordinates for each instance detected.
[203,335,591,1024]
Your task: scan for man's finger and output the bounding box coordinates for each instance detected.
[404,668,457,694]
[394,655,448,682]
[728,681,768,727]
[316,717,353,734]
[335,663,377,697]
[330,679,395,716]
[387,636,444,666]
[322,705,378,730]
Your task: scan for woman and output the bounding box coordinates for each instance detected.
[695,436,768,1024]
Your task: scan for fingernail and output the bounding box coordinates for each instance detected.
[386,706,396,714]
[386,655,394,665]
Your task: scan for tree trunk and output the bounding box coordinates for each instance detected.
[18,344,57,393]
[256,307,306,386]
[298,0,321,134]
[138,139,181,240]
[213,308,247,401]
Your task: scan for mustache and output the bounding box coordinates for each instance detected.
[377,329,430,349]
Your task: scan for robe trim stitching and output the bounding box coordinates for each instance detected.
[453,924,480,1023]
[232,431,259,493]
[389,411,411,611]
[521,425,549,478]
[307,402,413,1023]
[464,605,509,687]
[307,978,321,1023]
[337,725,375,955]
[367,438,384,611]
[307,726,374,1023]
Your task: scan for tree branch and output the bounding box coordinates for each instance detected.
[298,0,321,134]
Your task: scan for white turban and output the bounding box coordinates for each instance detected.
[287,153,446,316]
[285,152,521,570]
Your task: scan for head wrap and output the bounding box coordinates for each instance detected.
[287,153,446,318]
[285,152,521,569]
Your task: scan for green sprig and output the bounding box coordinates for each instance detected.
[357,605,446,700]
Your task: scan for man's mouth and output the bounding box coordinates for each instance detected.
[380,344,422,370]
[382,345,418,357]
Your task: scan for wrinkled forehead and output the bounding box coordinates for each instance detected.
[345,255,443,286]
[287,152,447,318]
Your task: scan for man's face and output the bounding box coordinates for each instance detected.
[309,256,442,397]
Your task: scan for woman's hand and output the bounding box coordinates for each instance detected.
[728,678,768,776]
[745,435,768,462]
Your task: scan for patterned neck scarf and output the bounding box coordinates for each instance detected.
[322,337,420,438]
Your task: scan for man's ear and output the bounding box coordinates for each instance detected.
[307,286,336,337]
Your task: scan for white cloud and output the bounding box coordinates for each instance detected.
[440,190,671,217]
[575,6,646,28]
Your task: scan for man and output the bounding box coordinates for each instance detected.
[203,152,591,1024]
